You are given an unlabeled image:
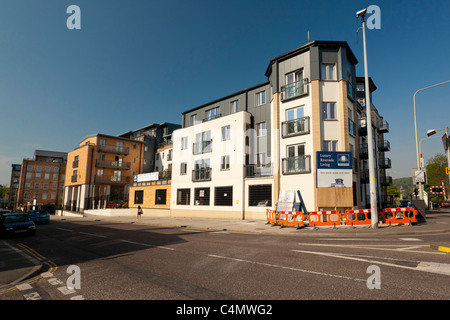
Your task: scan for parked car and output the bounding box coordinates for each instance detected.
[0,213,36,238]
[440,201,450,208]
[28,209,50,224]
[106,200,126,208]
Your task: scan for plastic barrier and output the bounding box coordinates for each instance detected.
[278,211,305,228]
[307,211,342,228]
[344,209,372,226]
[266,209,279,225]
[381,207,418,225]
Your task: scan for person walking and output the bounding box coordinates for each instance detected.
[137,205,143,221]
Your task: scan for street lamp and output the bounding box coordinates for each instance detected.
[426,127,450,168]
[413,80,450,200]
[357,8,378,228]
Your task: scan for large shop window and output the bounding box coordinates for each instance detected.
[177,188,190,205]
[134,190,144,205]
[194,187,210,206]
[248,184,272,207]
[214,186,233,206]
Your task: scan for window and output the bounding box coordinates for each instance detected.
[191,114,198,125]
[323,140,338,151]
[42,193,47,200]
[116,141,125,153]
[180,162,187,175]
[26,173,32,179]
[322,102,336,120]
[97,169,104,176]
[248,184,272,207]
[214,186,233,206]
[24,193,29,200]
[206,106,220,120]
[256,91,266,106]
[222,125,230,141]
[221,155,230,170]
[99,154,105,161]
[36,166,42,171]
[194,131,212,154]
[181,137,188,150]
[25,183,30,189]
[321,63,336,80]
[100,138,106,146]
[286,106,304,121]
[35,173,41,179]
[45,167,50,172]
[53,174,58,180]
[34,183,40,189]
[54,167,59,172]
[256,122,266,136]
[27,165,33,171]
[155,189,167,205]
[194,187,210,206]
[177,188,191,205]
[231,100,238,113]
[134,190,144,205]
[44,173,50,180]
[256,153,266,166]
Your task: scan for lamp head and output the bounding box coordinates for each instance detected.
[356,8,368,18]
[427,129,436,137]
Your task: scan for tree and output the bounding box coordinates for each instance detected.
[0,185,9,199]
[425,153,449,200]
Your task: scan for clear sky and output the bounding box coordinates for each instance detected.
[1,0,449,186]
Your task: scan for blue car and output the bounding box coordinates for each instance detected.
[0,213,36,238]
[28,210,50,224]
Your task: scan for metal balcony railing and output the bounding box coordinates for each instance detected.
[98,145,129,155]
[193,140,212,155]
[95,160,131,170]
[192,168,212,182]
[282,155,311,175]
[281,117,310,138]
[280,81,308,101]
[245,164,273,178]
[94,175,131,184]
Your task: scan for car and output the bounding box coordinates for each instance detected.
[0,213,36,238]
[106,200,126,208]
[28,209,50,224]
[440,201,450,208]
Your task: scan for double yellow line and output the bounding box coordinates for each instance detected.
[0,244,58,295]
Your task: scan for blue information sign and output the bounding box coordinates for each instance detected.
[317,151,352,170]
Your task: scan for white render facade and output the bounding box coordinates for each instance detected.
[168,41,390,220]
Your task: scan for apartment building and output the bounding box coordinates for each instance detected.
[168,40,391,220]
[8,164,21,209]
[64,134,144,213]
[15,150,67,212]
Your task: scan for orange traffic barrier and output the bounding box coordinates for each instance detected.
[266,209,279,225]
[344,209,371,226]
[278,211,305,228]
[382,207,417,225]
[307,211,342,228]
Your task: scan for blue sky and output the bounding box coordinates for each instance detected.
[1,0,449,186]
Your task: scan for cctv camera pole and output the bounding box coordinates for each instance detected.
[359,12,378,228]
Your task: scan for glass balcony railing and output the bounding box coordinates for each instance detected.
[281,81,308,101]
[193,140,212,155]
[192,168,212,182]
[281,117,310,138]
[282,155,311,175]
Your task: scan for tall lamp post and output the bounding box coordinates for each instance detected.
[413,80,450,200]
[357,8,378,228]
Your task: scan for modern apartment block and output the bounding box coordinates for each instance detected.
[166,40,391,220]
[15,150,67,212]
[8,164,21,209]
[64,134,144,213]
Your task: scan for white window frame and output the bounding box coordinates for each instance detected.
[221,155,230,170]
[221,125,230,141]
[321,63,336,81]
[323,140,338,151]
[256,122,266,137]
[231,100,238,113]
[181,136,188,150]
[322,102,336,120]
[256,91,266,106]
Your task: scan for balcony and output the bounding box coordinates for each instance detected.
[379,157,392,169]
[378,120,389,133]
[380,175,392,186]
[193,140,212,155]
[245,164,273,178]
[281,117,310,138]
[192,168,212,182]
[94,175,131,185]
[358,117,367,136]
[359,143,368,159]
[378,140,390,152]
[282,155,311,175]
[95,160,131,170]
[360,169,369,184]
[98,144,129,155]
[280,81,308,102]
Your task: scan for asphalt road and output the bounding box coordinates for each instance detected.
[1,216,449,305]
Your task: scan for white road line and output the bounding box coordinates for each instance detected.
[78,232,107,238]
[57,286,76,295]
[120,239,174,250]
[56,227,73,232]
[208,254,366,283]
[16,283,33,291]
[297,243,444,255]
[292,250,450,276]
[23,292,42,300]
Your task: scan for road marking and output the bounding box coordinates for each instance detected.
[120,239,174,251]
[399,238,423,241]
[292,250,450,276]
[48,278,64,286]
[16,283,33,291]
[23,292,42,300]
[79,231,107,238]
[56,227,73,232]
[57,286,76,295]
[297,243,444,255]
[208,254,366,283]
[70,295,85,300]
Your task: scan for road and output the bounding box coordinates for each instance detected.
[1,216,449,303]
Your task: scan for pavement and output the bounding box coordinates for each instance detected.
[1,207,450,292]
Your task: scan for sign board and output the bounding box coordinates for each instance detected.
[277,190,295,212]
[430,186,444,194]
[413,169,426,184]
[317,151,352,188]
[446,167,450,175]
[443,133,448,152]
[133,172,159,183]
